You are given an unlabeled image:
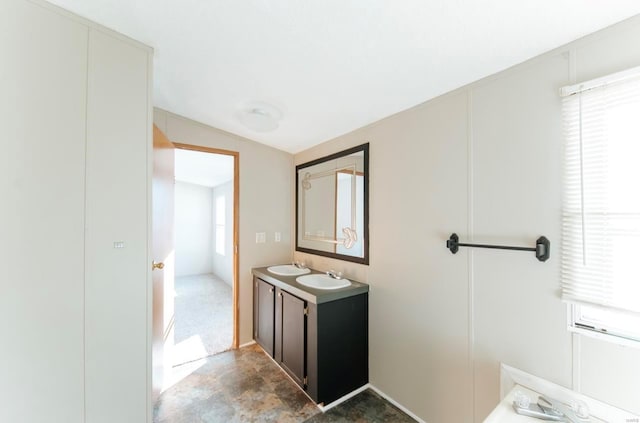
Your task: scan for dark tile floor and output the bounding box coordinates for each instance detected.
[154,343,416,423]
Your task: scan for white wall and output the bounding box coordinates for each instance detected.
[294,15,640,422]
[175,181,214,277]
[84,27,150,423]
[212,180,234,286]
[1,1,87,420]
[1,1,152,422]
[154,109,292,345]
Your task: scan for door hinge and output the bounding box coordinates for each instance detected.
[303,307,309,316]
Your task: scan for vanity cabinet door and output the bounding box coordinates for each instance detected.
[253,278,275,357]
[275,288,306,388]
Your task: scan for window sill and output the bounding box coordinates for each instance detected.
[568,324,640,350]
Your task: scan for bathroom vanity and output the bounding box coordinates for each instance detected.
[252,266,369,405]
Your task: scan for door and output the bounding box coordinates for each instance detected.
[152,125,175,400]
[254,278,275,357]
[277,289,306,387]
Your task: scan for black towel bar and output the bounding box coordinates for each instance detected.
[446,233,550,262]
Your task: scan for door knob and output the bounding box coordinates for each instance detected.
[152,261,165,270]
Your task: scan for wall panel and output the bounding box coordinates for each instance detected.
[85,28,150,423]
[0,1,87,421]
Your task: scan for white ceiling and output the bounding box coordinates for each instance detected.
[175,149,234,188]
[47,1,640,153]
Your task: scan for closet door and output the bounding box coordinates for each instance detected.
[0,1,87,422]
[85,28,151,423]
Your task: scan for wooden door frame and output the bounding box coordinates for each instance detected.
[173,142,240,349]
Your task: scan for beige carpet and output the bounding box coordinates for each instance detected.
[173,273,233,366]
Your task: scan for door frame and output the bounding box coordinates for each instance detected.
[173,142,240,349]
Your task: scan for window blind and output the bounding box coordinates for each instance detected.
[560,67,640,314]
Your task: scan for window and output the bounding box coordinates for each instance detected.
[215,196,225,256]
[560,66,640,343]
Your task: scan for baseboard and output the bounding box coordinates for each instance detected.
[247,342,425,422]
[319,383,371,412]
[238,340,256,348]
[368,384,427,423]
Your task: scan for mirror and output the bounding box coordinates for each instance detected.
[296,143,369,264]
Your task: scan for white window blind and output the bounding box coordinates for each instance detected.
[560,66,640,315]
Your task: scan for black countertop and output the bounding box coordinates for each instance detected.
[252,266,369,304]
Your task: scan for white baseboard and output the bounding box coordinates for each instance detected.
[319,383,371,412]
[368,384,427,423]
[249,342,425,422]
[309,379,427,423]
[239,340,256,348]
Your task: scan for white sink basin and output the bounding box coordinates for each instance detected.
[267,265,311,276]
[296,274,351,290]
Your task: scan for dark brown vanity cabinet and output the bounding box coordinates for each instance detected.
[253,278,275,357]
[253,275,368,405]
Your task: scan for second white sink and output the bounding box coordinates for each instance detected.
[296,274,351,290]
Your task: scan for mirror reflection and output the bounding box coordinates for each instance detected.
[296,143,368,264]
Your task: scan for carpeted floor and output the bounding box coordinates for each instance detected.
[173,273,233,366]
[154,344,417,423]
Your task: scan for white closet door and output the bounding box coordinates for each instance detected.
[0,1,87,422]
[85,28,150,423]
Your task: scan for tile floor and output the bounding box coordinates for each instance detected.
[173,274,233,366]
[154,344,417,423]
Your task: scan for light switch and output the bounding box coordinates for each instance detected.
[275,232,281,242]
[256,232,266,243]
[113,241,125,249]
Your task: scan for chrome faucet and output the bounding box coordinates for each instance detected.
[513,392,590,422]
[326,270,344,280]
[292,261,307,269]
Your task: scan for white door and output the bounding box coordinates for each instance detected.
[152,125,175,399]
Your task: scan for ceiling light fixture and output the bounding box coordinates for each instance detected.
[238,101,283,132]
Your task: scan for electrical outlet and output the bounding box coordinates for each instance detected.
[256,232,266,243]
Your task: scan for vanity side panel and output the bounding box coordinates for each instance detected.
[317,293,369,404]
[253,276,259,343]
[306,303,319,402]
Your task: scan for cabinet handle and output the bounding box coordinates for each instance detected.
[269,287,274,293]
[278,292,282,297]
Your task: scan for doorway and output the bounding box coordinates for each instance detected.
[172,145,237,366]
[152,126,239,397]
